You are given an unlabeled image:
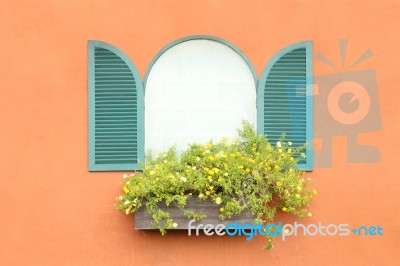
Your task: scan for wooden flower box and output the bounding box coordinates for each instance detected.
[135,198,255,229]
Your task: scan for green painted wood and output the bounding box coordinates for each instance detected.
[88,41,144,171]
[257,42,313,170]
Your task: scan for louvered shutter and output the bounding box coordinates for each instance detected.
[257,42,313,170]
[88,41,144,171]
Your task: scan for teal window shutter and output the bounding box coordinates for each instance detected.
[257,41,313,170]
[88,41,144,171]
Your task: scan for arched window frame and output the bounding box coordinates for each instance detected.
[143,35,258,91]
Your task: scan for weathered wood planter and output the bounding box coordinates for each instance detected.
[135,198,255,229]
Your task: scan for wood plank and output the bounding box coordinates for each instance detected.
[135,198,255,229]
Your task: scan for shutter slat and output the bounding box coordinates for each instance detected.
[95,76,135,80]
[96,133,137,137]
[95,99,138,103]
[95,160,137,164]
[95,151,137,154]
[95,104,136,108]
[95,148,136,152]
[96,137,137,141]
[96,110,137,114]
[95,96,137,100]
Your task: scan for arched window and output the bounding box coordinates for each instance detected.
[144,36,257,154]
[88,41,144,171]
[257,41,313,170]
[87,38,313,171]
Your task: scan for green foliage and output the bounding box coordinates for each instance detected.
[116,121,316,250]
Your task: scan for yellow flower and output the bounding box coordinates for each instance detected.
[123,186,129,193]
[230,153,236,157]
[276,181,283,187]
[204,167,209,171]
[274,165,280,171]
[313,189,317,195]
[288,148,292,153]
[238,165,244,169]
[252,147,256,152]
[297,185,302,191]
[208,156,215,161]
[282,207,287,211]
[222,154,228,159]
[206,143,212,149]
[215,197,222,204]
[208,170,215,175]
[296,194,300,198]
[219,207,224,212]
[245,168,251,173]
[223,173,229,177]
[206,191,211,195]
[199,193,204,199]
[307,212,313,217]
[213,168,219,173]
[149,170,155,176]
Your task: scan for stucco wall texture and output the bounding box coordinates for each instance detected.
[1,0,399,265]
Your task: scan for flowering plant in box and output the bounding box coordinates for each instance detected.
[117,121,316,250]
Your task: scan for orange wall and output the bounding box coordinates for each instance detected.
[1,0,399,265]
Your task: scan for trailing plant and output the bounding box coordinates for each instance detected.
[117,121,316,250]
